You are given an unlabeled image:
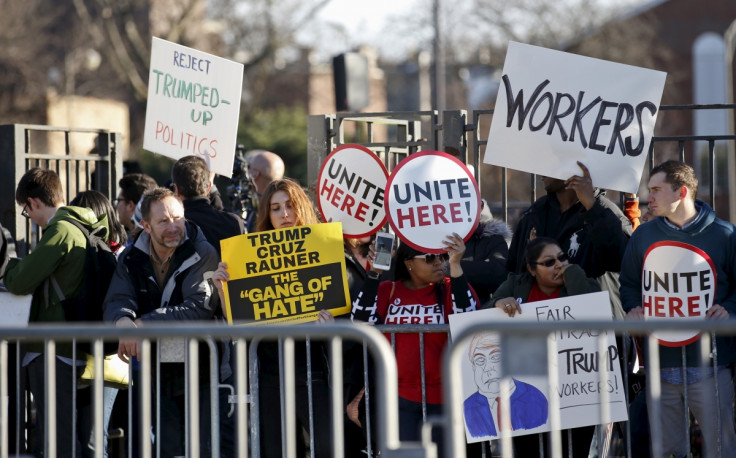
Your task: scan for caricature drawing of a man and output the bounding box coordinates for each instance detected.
[464,333,548,437]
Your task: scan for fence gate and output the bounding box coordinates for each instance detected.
[0,124,123,256]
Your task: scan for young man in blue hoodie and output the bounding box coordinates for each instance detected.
[620,160,736,457]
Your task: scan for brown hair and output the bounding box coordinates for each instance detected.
[256,178,319,231]
[172,155,210,198]
[118,173,158,203]
[16,168,64,207]
[140,187,178,222]
[650,160,698,202]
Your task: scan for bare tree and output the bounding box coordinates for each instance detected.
[0,0,63,122]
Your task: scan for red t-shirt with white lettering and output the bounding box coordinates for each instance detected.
[374,278,467,404]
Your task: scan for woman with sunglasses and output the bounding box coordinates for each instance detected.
[352,233,478,454]
[489,236,600,457]
[491,236,599,316]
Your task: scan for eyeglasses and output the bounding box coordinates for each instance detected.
[413,253,449,264]
[21,203,30,219]
[530,253,569,268]
[113,198,127,207]
[472,353,502,367]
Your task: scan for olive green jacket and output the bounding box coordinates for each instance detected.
[4,206,109,356]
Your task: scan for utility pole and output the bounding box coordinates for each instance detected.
[725,20,736,221]
[433,0,446,114]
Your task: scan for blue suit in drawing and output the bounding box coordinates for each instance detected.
[464,379,548,438]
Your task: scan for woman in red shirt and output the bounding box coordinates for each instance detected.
[352,233,478,452]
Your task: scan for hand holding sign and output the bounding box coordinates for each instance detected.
[564,162,596,210]
[220,223,351,325]
[443,232,467,278]
[484,41,666,194]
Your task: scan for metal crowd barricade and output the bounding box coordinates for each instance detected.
[3,320,736,457]
[445,319,736,458]
[0,322,415,458]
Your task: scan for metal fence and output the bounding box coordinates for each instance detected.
[0,124,123,256]
[307,105,736,225]
[2,320,736,457]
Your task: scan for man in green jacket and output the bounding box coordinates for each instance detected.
[3,168,110,457]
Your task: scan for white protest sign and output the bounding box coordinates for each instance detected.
[143,37,243,177]
[484,41,666,194]
[642,241,715,346]
[449,291,628,442]
[317,144,389,238]
[0,292,32,326]
[385,151,480,253]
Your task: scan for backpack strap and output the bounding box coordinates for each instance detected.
[48,217,100,304]
[49,275,66,301]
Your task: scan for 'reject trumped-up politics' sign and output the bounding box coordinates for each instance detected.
[220,222,351,325]
[317,144,389,238]
[484,41,666,194]
[641,241,716,346]
[143,37,243,177]
[385,151,481,253]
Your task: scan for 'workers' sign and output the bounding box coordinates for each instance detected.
[317,144,389,238]
[385,151,480,252]
[484,41,666,194]
[220,223,351,325]
[642,241,716,346]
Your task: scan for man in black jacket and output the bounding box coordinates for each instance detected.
[103,187,219,456]
[172,155,246,258]
[508,161,632,318]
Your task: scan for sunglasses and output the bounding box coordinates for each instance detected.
[531,253,569,268]
[413,253,449,264]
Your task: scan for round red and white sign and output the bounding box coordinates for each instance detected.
[385,151,480,253]
[642,241,716,347]
[316,144,389,238]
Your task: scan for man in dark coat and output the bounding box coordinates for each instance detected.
[171,155,246,259]
[507,161,632,318]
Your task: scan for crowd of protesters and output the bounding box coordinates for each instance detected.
[1,154,735,458]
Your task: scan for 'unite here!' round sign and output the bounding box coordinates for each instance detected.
[642,241,716,347]
[385,151,481,253]
[317,144,389,238]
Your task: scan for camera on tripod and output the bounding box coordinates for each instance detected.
[226,144,258,223]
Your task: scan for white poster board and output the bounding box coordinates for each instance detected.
[317,144,389,238]
[449,291,628,442]
[641,241,715,346]
[385,151,480,253]
[143,37,244,177]
[484,41,666,194]
[0,292,32,326]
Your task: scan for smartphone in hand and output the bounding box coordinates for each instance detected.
[373,232,395,270]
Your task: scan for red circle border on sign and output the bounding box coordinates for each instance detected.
[642,240,717,347]
[384,151,481,253]
[316,143,389,238]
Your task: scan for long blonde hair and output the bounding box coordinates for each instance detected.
[256,178,320,231]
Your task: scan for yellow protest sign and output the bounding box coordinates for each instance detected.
[220,222,351,325]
